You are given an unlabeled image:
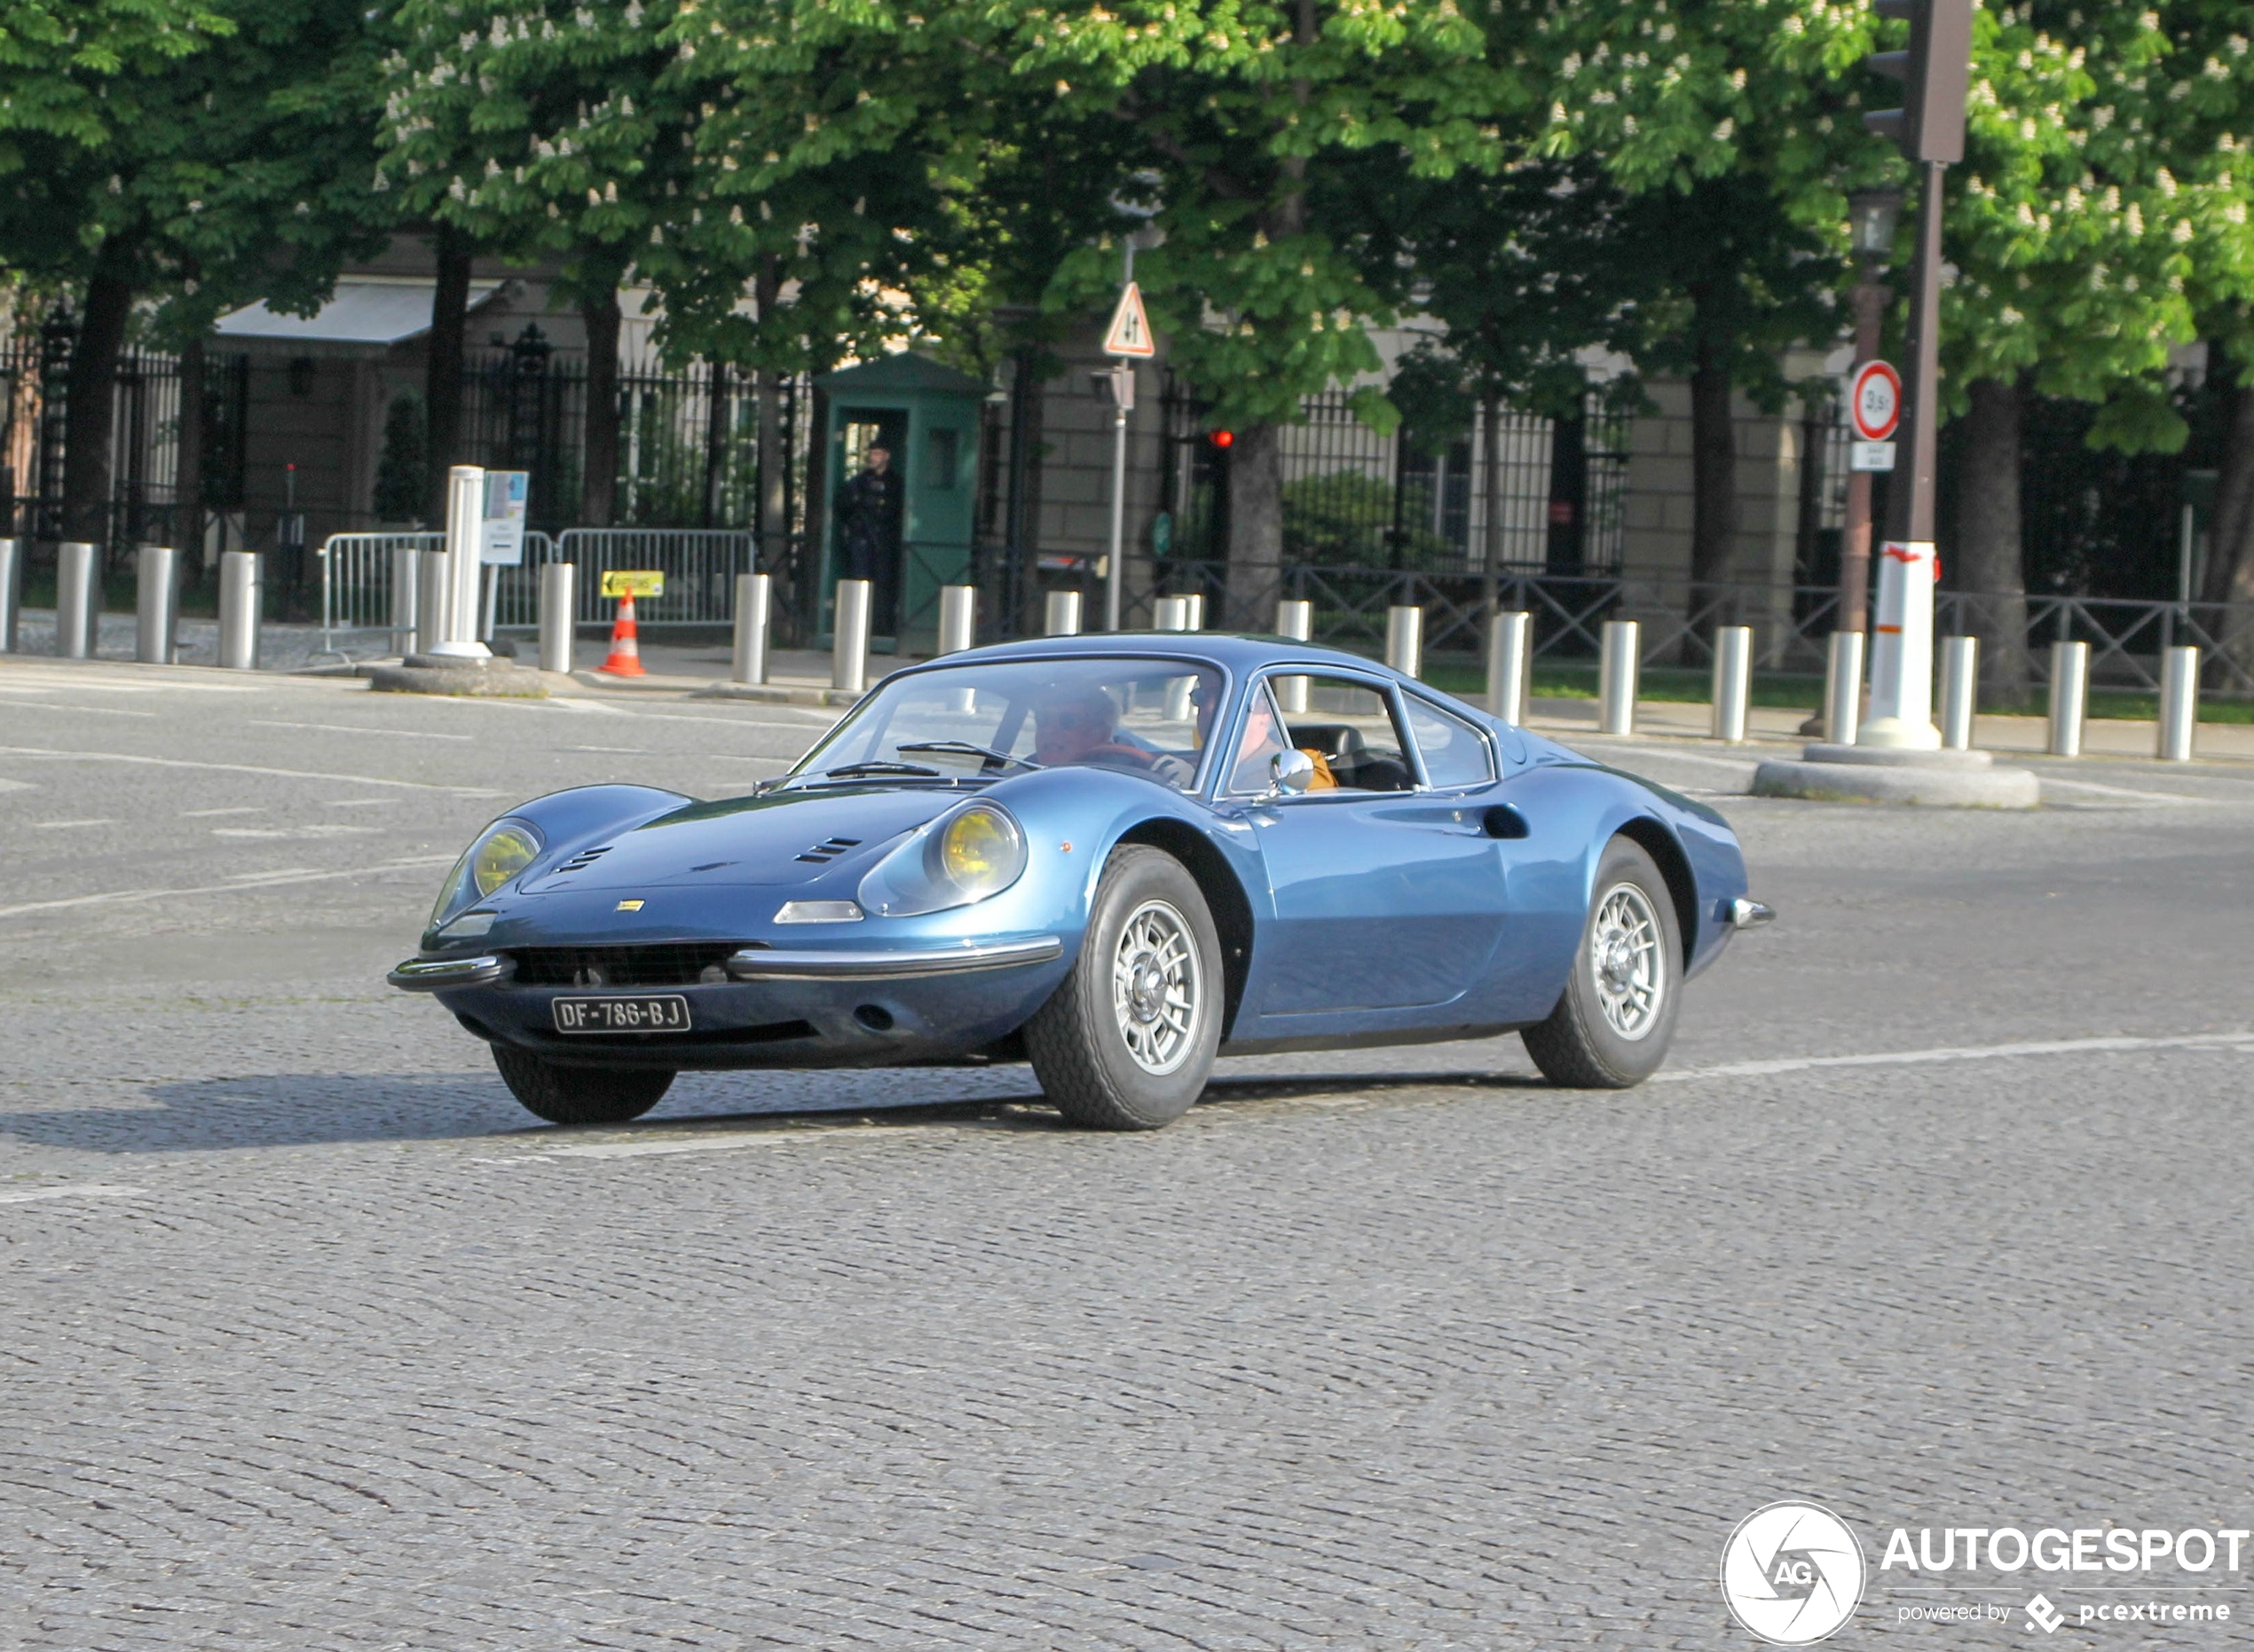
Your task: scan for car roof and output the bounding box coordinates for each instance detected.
[918,630,1415,682]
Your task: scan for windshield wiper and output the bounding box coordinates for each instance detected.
[792,759,945,786]
[895,740,1043,773]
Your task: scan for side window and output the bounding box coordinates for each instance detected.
[1404,696,1496,789]
[1224,682,1292,793]
[1271,676,1415,793]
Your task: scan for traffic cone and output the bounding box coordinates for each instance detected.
[598,590,647,676]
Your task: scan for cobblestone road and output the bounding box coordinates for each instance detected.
[4,657,2252,1648]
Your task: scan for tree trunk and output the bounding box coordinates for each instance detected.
[701,359,731,528]
[1956,375,2032,696]
[423,227,472,524]
[2203,380,2254,605]
[753,258,788,603]
[1004,346,1044,637]
[1224,421,1282,628]
[578,288,621,528]
[176,333,206,570]
[1686,303,1737,642]
[62,254,137,554]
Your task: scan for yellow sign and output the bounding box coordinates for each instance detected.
[600,569,665,598]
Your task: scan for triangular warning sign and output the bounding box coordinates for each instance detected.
[1103,281,1157,358]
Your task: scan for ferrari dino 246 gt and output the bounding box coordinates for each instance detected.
[391,633,1769,1129]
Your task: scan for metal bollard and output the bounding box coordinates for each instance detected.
[540,561,578,674]
[935,583,975,656]
[1183,593,1205,631]
[1487,610,1531,725]
[832,578,872,693]
[1153,595,1188,632]
[429,464,490,658]
[135,545,177,665]
[217,551,262,670]
[56,540,99,658]
[1384,604,1423,679]
[1938,634,1979,750]
[1823,630,1864,746]
[1044,590,1083,637]
[1274,598,1313,714]
[415,550,449,655]
[729,571,772,682]
[2158,644,2199,762]
[390,546,421,657]
[1598,619,1640,736]
[0,537,23,652]
[2047,638,2089,758]
[1710,625,1753,744]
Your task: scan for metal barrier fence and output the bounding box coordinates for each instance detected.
[1124,561,2254,696]
[544,528,756,626]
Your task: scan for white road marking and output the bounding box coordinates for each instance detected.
[0,697,159,718]
[1580,745,1762,772]
[569,745,648,754]
[0,777,37,792]
[1659,1030,2254,1085]
[2037,775,2220,806]
[183,806,263,817]
[211,824,383,839]
[535,1132,823,1161]
[0,667,256,695]
[30,818,117,830]
[0,745,502,796]
[323,798,398,807]
[0,1184,147,1207]
[0,854,455,918]
[250,720,475,741]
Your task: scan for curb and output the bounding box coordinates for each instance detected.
[1751,757,2040,808]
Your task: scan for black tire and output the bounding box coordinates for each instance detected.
[1523,836,1683,1090]
[493,1045,674,1126]
[1025,845,1224,1130]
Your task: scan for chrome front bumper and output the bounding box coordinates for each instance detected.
[1729,898,1776,930]
[387,937,1064,993]
[389,954,516,991]
[722,936,1064,979]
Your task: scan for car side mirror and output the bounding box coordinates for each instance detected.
[1269,748,1315,797]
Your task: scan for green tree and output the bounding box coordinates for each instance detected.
[0,0,387,550]
[1532,1,1872,621]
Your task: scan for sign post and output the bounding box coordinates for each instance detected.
[1100,276,1156,632]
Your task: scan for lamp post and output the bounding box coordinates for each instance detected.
[1839,189,1901,641]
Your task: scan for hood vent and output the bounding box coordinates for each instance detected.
[553,846,611,875]
[795,837,863,864]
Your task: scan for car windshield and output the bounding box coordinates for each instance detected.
[791,657,1224,791]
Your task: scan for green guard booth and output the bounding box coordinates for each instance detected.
[816,353,988,652]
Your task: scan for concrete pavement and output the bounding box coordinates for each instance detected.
[4,651,2251,1648]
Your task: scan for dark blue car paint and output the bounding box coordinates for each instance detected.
[408,633,1751,1071]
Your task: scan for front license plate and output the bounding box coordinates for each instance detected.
[551,995,691,1034]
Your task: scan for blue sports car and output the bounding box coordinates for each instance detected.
[390,633,1769,1129]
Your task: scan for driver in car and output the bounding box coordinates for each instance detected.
[1032,686,1156,773]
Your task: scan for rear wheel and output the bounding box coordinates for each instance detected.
[1522,836,1682,1090]
[1025,846,1223,1130]
[493,1046,674,1126]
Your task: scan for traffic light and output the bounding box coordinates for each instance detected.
[1209,430,1233,450]
[1863,0,1973,165]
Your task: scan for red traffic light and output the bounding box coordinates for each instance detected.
[1210,429,1233,449]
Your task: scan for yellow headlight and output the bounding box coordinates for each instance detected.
[938,806,1020,893]
[471,825,540,897]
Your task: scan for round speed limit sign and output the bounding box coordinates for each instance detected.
[1850,360,1903,443]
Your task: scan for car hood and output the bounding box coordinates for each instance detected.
[517,785,964,893]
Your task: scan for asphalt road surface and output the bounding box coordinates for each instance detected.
[4,657,2252,1649]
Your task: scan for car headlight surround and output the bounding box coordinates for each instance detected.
[858,803,1028,917]
[431,820,543,928]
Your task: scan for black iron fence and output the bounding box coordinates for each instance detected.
[1156,380,1632,575]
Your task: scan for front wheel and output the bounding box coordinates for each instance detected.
[1025,845,1224,1129]
[493,1046,674,1126]
[1522,836,1683,1090]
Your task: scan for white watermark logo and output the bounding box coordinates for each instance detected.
[1721,1502,1867,1646]
[2026,1593,2066,1634]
